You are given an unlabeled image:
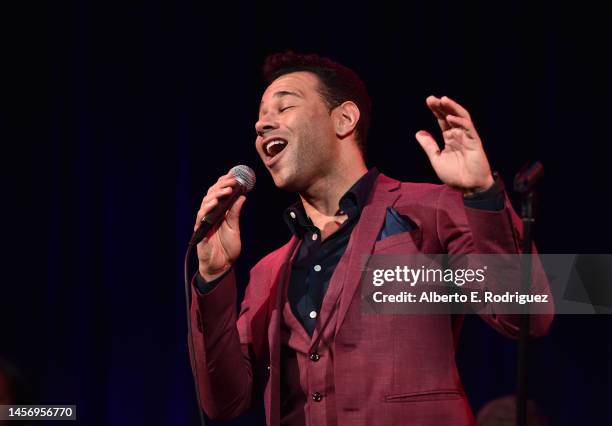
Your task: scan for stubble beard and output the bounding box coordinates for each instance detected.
[273,135,324,193]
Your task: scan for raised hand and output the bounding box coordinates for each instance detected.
[415,95,494,195]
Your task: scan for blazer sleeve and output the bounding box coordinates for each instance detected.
[188,268,258,421]
[435,186,554,339]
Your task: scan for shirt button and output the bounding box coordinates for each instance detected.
[309,311,317,319]
[311,233,318,241]
[313,264,321,272]
[312,392,323,402]
[289,211,296,219]
[309,353,321,362]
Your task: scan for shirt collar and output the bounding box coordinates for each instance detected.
[283,167,380,238]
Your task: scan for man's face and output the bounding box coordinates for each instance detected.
[255,71,338,191]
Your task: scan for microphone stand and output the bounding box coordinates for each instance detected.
[513,161,544,426]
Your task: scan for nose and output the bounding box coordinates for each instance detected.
[255,115,279,137]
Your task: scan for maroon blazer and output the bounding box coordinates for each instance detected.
[189,173,553,426]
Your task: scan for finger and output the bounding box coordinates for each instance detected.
[194,198,219,229]
[218,173,237,185]
[206,176,238,195]
[225,195,246,231]
[426,95,451,131]
[440,96,471,120]
[415,130,441,161]
[202,182,236,208]
[440,129,464,152]
[205,186,234,203]
[442,128,464,140]
[425,95,445,119]
[446,114,473,132]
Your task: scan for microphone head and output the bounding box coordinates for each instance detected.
[229,165,256,192]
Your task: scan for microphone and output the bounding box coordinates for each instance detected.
[189,165,256,246]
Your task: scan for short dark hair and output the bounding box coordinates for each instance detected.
[262,51,371,156]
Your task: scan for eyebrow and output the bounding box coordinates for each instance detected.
[272,90,302,100]
[259,90,303,111]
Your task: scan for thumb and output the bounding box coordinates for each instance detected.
[415,130,440,162]
[225,195,246,230]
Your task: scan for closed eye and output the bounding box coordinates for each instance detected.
[280,106,294,112]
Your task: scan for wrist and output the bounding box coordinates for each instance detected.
[462,173,495,197]
[199,264,231,282]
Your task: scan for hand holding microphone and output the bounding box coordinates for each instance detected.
[191,165,255,282]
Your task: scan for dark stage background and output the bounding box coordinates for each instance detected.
[2,1,611,425]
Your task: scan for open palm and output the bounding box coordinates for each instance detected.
[416,96,494,194]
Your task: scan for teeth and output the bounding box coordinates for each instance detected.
[265,139,287,156]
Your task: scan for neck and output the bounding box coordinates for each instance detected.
[299,159,368,234]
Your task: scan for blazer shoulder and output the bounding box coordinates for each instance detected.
[393,180,460,206]
[398,181,445,194]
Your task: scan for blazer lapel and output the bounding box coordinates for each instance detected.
[334,174,401,333]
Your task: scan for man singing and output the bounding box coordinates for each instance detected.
[188,51,552,425]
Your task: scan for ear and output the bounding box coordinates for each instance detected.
[332,101,360,139]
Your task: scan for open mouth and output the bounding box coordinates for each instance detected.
[264,138,288,158]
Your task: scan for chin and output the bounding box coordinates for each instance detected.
[271,174,295,191]
[270,169,301,192]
